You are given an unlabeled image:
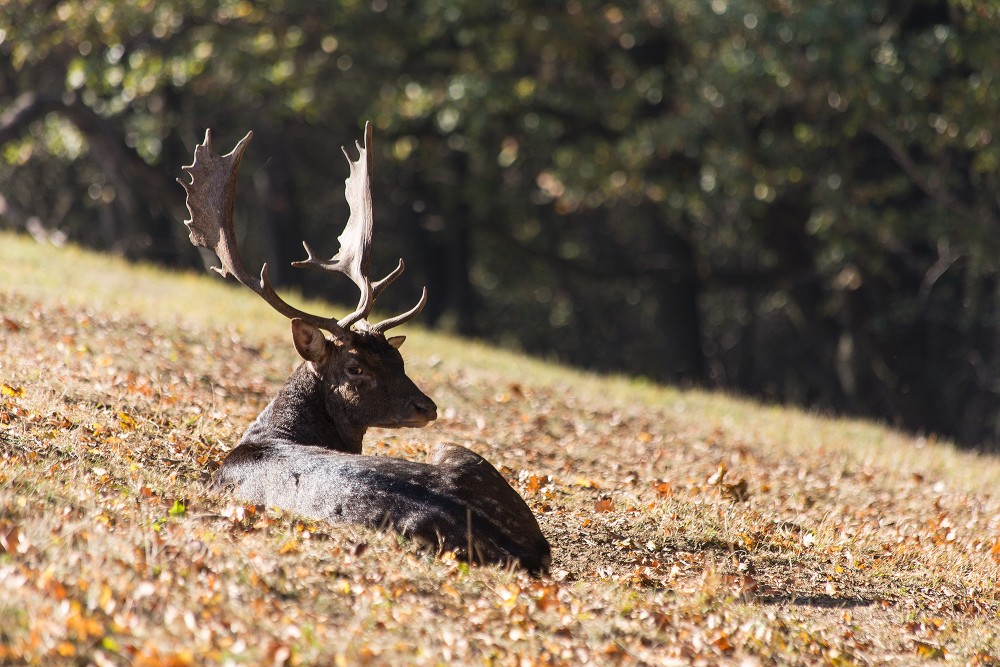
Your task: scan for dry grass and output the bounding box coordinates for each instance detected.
[2,230,1000,665]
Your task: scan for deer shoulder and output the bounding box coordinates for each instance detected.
[179,124,550,572]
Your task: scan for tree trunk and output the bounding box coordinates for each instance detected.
[252,129,307,290]
[648,216,705,384]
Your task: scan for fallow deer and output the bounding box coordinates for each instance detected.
[178,123,550,572]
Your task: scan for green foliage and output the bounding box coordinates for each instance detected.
[1,0,999,444]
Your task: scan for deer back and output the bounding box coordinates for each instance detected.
[215,438,551,573]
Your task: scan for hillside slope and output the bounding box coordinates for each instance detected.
[2,231,999,665]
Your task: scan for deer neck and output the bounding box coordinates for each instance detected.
[264,362,366,453]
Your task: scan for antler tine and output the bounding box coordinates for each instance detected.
[179,130,348,337]
[370,287,428,334]
[372,258,405,298]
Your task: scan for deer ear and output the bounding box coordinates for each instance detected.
[386,335,405,349]
[291,318,329,363]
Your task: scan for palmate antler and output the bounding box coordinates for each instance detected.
[177,122,426,337]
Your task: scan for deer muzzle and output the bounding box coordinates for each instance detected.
[403,393,437,426]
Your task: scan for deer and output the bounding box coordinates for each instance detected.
[177,123,551,573]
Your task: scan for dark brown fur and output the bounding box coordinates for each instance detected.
[213,323,551,572]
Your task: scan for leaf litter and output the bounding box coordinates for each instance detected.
[2,281,1000,665]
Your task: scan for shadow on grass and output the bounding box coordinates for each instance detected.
[671,537,880,609]
[757,593,875,608]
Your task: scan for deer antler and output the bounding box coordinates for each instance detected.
[178,123,426,336]
[291,122,426,332]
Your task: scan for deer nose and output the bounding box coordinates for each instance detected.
[411,395,438,422]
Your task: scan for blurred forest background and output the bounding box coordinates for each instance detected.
[2,0,1000,447]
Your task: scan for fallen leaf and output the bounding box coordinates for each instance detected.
[66,611,104,640]
[531,584,561,612]
[525,474,544,494]
[0,523,28,554]
[594,498,615,513]
[653,481,673,497]
[267,642,292,666]
[56,642,76,657]
[118,411,137,430]
[356,645,381,663]
[913,640,946,660]
[601,642,623,656]
[712,634,734,652]
[0,383,25,398]
[722,479,750,502]
[496,584,521,610]
[707,463,727,485]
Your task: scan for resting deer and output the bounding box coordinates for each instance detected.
[178,123,550,572]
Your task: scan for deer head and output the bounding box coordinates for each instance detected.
[177,123,436,435]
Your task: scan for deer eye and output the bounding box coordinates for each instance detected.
[345,365,365,378]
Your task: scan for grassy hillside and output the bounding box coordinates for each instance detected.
[2,230,999,665]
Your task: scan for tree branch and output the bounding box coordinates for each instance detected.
[0,92,65,145]
[865,120,991,227]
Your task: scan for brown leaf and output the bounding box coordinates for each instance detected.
[712,634,734,652]
[0,523,28,554]
[600,642,623,656]
[722,479,750,502]
[356,645,381,663]
[653,481,673,497]
[267,642,292,666]
[594,498,615,513]
[56,642,76,658]
[134,647,196,667]
[530,583,561,612]
[496,584,521,610]
[66,611,104,640]
[525,474,544,494]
